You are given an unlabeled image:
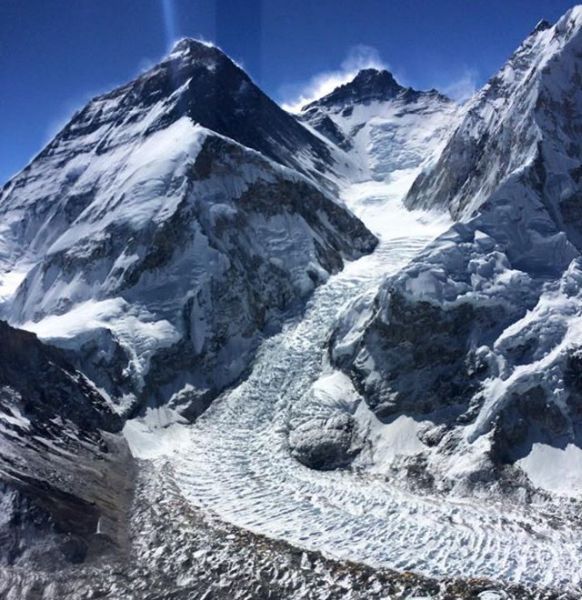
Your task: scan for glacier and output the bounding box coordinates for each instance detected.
[1,6,582,599]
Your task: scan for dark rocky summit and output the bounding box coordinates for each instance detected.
[303,69,405,112]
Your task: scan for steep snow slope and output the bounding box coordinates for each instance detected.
[0,40,376,416]
[0,322,132,568]
[406,12,582,226]
[329,6,582,496]
[299,68,459,181]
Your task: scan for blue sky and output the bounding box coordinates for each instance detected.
[0,0,576,183]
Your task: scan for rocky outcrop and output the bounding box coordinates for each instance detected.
[0,322,133,567]
[0,321,120,432]
[289,414,362,470]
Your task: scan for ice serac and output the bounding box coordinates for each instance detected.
[329,7,582,497]
[0,39,377,418]
[299,68,459,180]
[0,321,132,567]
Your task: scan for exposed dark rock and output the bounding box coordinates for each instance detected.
[331,287,497,422]
[289,414,362,470]
[0,323,133,567]
[303,69,405,111]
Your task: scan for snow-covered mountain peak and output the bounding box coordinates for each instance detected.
[25,34,342,191]
[484,4,581,97]
[303,67,453,114]
[299,67,459,181]
[406,4,582,220]
[0,34,377,419]
[169,36,222,56]
[165,37,232,67]
[163,37,251,83]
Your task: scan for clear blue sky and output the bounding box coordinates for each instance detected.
[0,0,576,183]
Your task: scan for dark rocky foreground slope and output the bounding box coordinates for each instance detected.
[0,321,133,568]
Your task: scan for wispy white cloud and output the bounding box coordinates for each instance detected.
[440,68,479,103]
[278,45,391,113]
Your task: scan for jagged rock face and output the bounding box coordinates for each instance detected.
[0,41,377,417]
[0,321,120,432]
[299,69,459,180]
[0,322,132,567]
[328,8,582,496]
[331,224,540,420]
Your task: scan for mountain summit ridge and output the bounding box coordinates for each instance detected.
[303,67,449,113]
[302,68,405,111]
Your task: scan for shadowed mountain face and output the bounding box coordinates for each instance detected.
[0,321,132,568]
[0,321,120,432]
[29,39,339,186]
[134,39,339,180]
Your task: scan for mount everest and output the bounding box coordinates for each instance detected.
[1,6,582,599]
